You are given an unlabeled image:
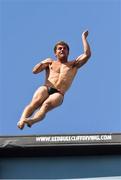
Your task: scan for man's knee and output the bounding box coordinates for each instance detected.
[30,98,41,109]
[42,102,52,111]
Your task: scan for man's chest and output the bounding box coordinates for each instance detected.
[49,61,75,74]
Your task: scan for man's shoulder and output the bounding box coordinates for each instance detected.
[69,59,76,63]
[66,59,76,66]
[41,58,53,64]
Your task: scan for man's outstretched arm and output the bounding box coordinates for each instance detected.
[74,30,91,68]
[32,58,52,74]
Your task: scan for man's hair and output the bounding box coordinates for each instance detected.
[54,41,70,53]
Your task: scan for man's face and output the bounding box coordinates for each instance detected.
[55,45,69,60]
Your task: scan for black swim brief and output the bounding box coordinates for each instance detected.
[47,87,60,95]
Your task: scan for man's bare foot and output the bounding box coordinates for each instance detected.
[17,120,25,130]
[24,118,34,128]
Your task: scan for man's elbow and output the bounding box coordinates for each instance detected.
[85,50,91,59]
[82,51,91,66]
[87,52,91,59]
[32,71,36,74]
[32,70,37,74]
[32,68,38,74]
[32,64,42,74]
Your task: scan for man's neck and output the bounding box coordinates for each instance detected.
[57,58,68,63]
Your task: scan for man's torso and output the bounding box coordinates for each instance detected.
[45,60,78,94]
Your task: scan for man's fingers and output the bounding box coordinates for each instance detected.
[82,30,89,37]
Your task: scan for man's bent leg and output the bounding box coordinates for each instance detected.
[24,93,64,127]
[17,86,49,129]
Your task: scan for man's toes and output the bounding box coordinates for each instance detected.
[24,119,32,128]
[17,122,24,130]
[26,122,32,128]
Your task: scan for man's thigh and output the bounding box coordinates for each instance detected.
[32,86,49,102]
[43,93,64,111]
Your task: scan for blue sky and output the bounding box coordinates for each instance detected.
[0,0,121,135]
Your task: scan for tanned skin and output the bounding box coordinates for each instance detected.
[17,30,91,129]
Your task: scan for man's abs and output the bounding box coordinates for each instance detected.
[45,66,77,94]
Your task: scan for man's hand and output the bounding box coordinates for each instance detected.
[82,30,89,39]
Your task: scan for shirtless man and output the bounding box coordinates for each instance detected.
[17,30,91,129]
